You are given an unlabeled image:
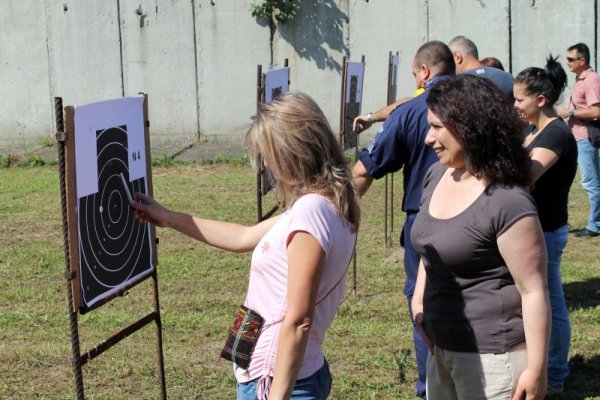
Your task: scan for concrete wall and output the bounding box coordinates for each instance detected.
[1,0,598,155]
[349,0,428,120]
[429,0,511,69]
[275,0,350,133]
[196,1,271,150]
[511,0,597,105]
[121,0,199,145]
[1,2,54,152]
[45,1,124,114]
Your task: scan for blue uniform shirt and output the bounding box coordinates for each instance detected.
[358,76,449,214]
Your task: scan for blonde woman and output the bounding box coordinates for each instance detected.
[130,93,359,400]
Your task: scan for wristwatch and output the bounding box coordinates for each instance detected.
[366,112,373,122]
[568,110,575,118]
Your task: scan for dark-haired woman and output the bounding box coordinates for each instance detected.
[411,75,550,399]
[514,56,577,394]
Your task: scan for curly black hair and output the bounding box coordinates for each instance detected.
[426,75,531,187]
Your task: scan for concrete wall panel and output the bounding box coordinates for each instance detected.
[0,1,53,152]
[273,0,350,132]
[120,0,199,145]
[45,0,123,107]
[429,0,511,72]
[2,1,600,156]
[349,0,428,119]
[511,0,595,106]
[195,0,271,147]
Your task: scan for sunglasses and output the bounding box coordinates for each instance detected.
[566,56,582,62]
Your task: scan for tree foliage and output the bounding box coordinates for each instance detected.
[250,0,296,24]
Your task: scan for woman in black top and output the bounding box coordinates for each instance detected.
[514,55,577,394]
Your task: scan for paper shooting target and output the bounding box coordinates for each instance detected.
[77,126,152,310]
[343,61,365,150]
[71,96,154,312]
[262,67,290,195]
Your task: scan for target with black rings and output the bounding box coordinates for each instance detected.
[77,125,153,310]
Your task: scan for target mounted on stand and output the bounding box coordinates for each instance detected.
[256,61,290,222]
[58,95,166,399]
[65,95,156,313]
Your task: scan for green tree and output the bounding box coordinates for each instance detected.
[250,0,296,24]
[250,0,297,66]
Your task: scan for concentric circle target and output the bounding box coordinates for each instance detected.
[78,125,153,309]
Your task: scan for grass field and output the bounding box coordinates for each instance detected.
[0,161,599,399]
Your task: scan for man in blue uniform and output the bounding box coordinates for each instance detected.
[352,40,455,399]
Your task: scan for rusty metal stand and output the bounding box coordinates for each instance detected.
[339,56,366,294]
[385,51,399,247]
[256,60,289,222]
[256,64,265,223]
[56,97,85,400]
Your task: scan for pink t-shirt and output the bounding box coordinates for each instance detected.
[568,68,600,141]
[234,193,356,391]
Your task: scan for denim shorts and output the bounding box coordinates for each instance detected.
[236,359,332,400]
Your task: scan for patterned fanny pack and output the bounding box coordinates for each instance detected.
[220,237,356,370]
[219,305,281,370]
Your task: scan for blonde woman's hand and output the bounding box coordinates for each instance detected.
[130,193,171,227]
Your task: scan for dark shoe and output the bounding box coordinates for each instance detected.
[574,228,600,237]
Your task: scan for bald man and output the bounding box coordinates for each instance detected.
[448,35,514,97]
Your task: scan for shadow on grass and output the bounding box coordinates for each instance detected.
[564,278,600,309]
[559,278,600,398]
[561,354,600,399]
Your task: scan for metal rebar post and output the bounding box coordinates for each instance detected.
[152,271,167,399]
[55,97,85,400]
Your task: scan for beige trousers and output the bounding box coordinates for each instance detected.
[426,346,528,400]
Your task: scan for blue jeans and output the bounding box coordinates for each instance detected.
[545,225,571,389]
[236,360,332,400]
[403,214,427,399]
[576,139,600,233]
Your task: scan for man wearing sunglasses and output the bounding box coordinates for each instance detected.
[557,43,600,238]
